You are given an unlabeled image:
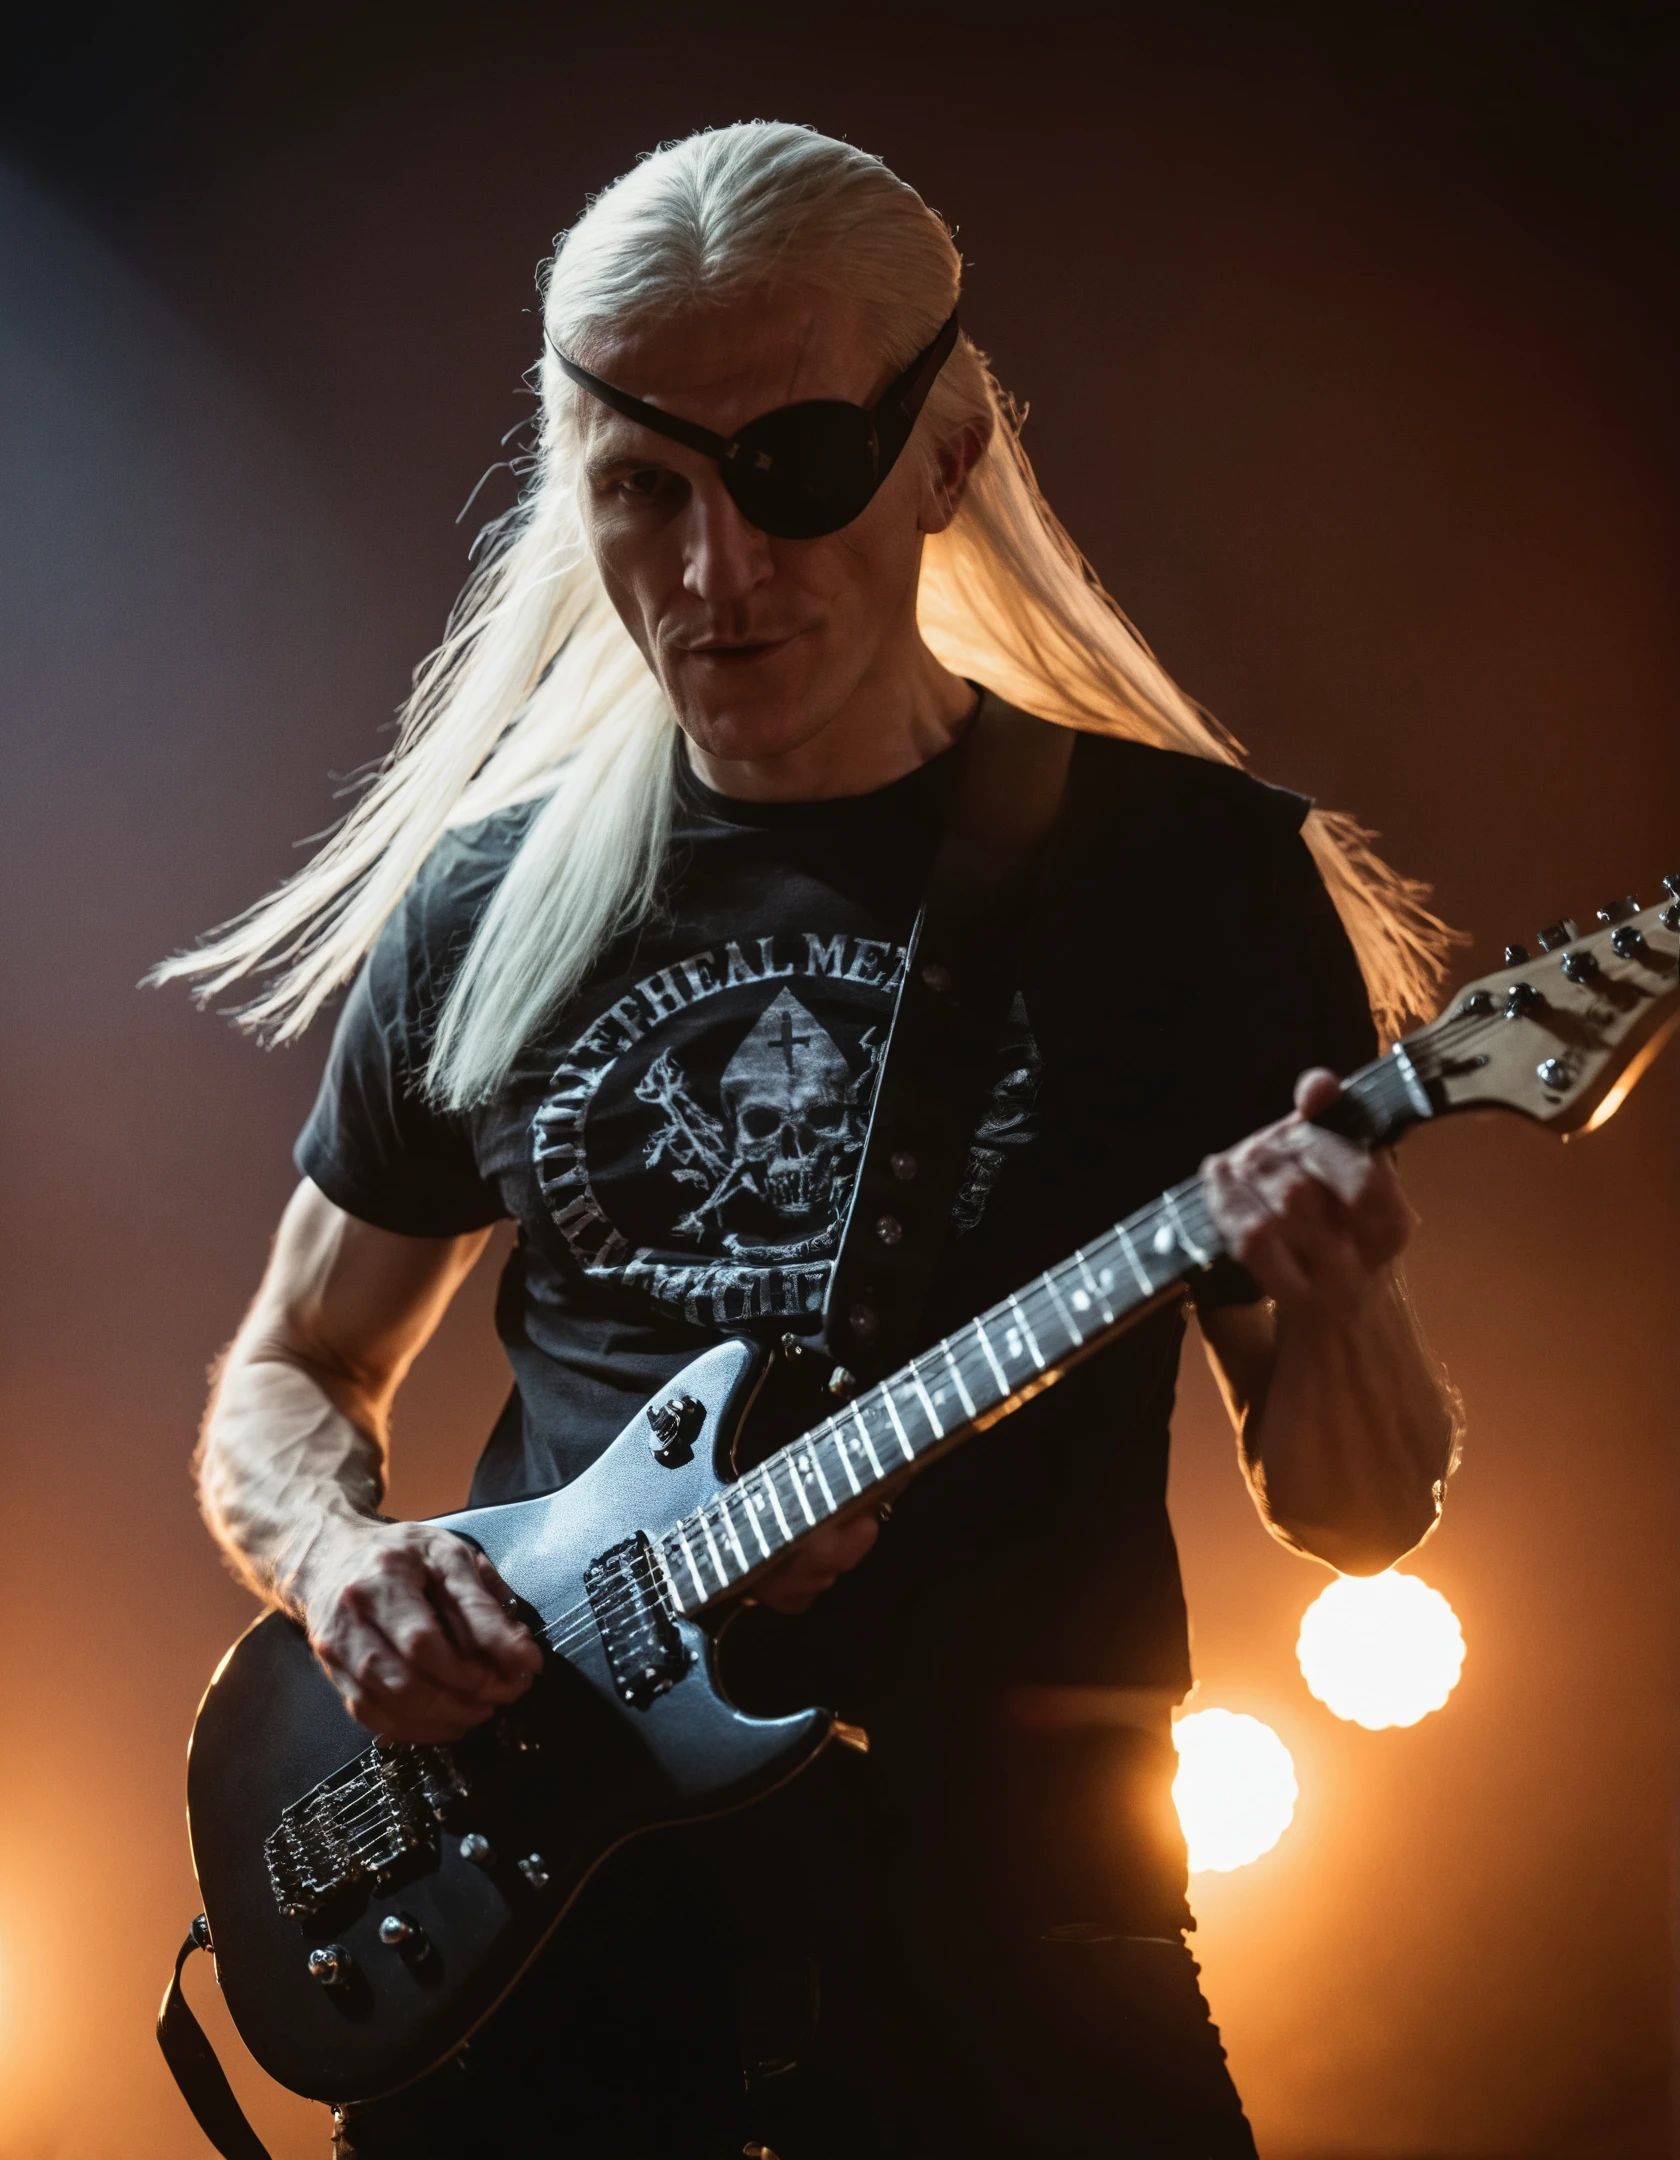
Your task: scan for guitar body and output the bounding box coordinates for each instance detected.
[185,1337,834,2103]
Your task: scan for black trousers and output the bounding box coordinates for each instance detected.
[333,1729,1256,2160]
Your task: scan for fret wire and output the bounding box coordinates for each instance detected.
[766,1451,806,1532]
[904,1368,944,1443]
[714,1497,750,1572]
[757,1465,794,1545]
[672,1527,708,1603]
[947,1326,996,1402]
[802,1438,839,1515]
[849,1400,887,1481]
[1082,1239,1129,1318]
[879,1383,919,1461]
[939,1338,978,1419]
[738,1486,773,1555]
[784,1448,819,1527]
[697,1510,731,1584]
[1005,1292,1047,1371]
[829,1417,864,1497]
[1014,1274,1071,1359]
[1072,1244,1117,1326]
[1114,1220,1155,1298]
[971,1313,1012,1394]
[1037,1267,1084,1349]
[917,1352,966,1431]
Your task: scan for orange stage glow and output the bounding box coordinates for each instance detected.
[1172,1709,1299,1873]
[1296,1571,1466,1730]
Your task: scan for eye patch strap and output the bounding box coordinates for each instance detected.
[873,309,961,471]
[551,350,743,464]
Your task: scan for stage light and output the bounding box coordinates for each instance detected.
[1172,1708,1298,1872]
[1296,1570,1465,1729]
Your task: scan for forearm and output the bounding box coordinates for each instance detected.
[1235,1268,1458,1573]
[198,1343,388,1620]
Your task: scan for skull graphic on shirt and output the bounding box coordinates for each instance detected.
[653,989,869,1251]
[721,988,853,1218]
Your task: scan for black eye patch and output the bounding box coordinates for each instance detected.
[555,310,959,540]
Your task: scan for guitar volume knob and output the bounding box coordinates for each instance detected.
[307,1944,352,1987]
[459,1833,496,1869]
[649,1395,704,1466]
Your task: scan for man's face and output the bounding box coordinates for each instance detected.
[574,290,939,769]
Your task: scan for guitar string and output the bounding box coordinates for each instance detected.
[320,1005,1520,1836]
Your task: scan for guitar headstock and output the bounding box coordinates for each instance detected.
[1398,880,1679,1135]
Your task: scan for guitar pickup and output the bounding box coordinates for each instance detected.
[585,1533,690,1709]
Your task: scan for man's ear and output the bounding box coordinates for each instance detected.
[920,415,992,535]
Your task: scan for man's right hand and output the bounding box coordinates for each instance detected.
[298,1519,543,1744]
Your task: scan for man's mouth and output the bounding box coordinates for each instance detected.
[678,631,801,666]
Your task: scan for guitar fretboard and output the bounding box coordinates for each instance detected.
[656,1044,1431,1614]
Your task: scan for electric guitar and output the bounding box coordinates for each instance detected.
[181,881,1679,2107]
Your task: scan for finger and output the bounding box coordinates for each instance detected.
[802,1515,881,1572]
[1293,1067,1344,1118]
[755,1515,881,1614]
[432,1541,543,1679]
[315,1611,496,1742]
[342,1566,519,1703]
[1200,1152,1277,1258]
[1244,1155,1350,1254]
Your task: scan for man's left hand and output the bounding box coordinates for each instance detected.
[1202,1067,1413,1317]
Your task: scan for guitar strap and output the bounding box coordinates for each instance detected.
[823,689,1074,1381]
[156,691,1074,2157]
[158,1915,274,2160]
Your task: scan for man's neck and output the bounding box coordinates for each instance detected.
[682,638,979,804]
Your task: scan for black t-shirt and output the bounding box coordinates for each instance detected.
[297,708,1374,1721]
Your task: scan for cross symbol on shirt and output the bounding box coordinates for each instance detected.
[775,1005,812,1074]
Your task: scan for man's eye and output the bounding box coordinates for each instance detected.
[618,468,669,502]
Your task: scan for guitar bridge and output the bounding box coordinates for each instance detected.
[586,1533,690,1709]
[264,1744,470,1919]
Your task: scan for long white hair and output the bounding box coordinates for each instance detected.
[154,122,1456,1106]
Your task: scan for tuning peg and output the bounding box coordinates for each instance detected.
[1535,920,1578,952]
[1596,895,1639,924]
[1503,943,1530,966]
[1561,949,1599,982]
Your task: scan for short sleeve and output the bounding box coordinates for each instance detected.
[294,884,507,1240]
[1186,810,1379,1306]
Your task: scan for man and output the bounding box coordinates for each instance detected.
[173,122,1456,2157]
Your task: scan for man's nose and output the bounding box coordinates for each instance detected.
[682,476,773,605]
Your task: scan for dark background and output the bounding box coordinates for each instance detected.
[1,4,1676,2155]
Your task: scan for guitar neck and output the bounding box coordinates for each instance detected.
[656,1044,1434,1615]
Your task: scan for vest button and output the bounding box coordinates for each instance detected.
[874,1215,903,1246]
